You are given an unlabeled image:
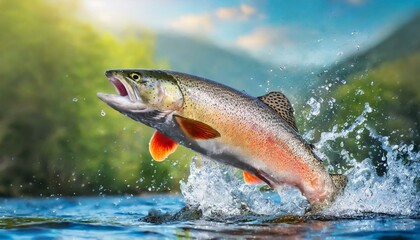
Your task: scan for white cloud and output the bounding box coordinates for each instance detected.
[240,4,256,16]
[170,4,257,34]
[237,26,292,49]
[170,14,213,33]
[215,7,236,20]
[215,4,256,20]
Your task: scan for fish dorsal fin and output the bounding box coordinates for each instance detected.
[174,115,221,140]
[243,171,264,184]
[149,130,178,161]
[258,92,299,132]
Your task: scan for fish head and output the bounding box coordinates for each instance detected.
[97,69,183,125]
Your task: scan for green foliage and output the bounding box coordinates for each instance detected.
[316,53,420,174]
[333,53,419,140]
[0,0,191,196]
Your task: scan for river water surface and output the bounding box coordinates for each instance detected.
[0,194,418,239]
[1,103,419,239]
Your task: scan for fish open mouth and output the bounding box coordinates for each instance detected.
[112,77,128,97]
[106,72,137,102]
[97,72,147,112]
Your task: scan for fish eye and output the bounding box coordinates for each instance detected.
[130,72,140,81]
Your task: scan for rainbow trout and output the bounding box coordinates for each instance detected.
[97,69,346,211]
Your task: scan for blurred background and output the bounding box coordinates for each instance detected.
[0,0,418,197]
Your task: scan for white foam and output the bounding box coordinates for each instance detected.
[180,103,419,218]
[324,128,419,216]
[180,157,287,218]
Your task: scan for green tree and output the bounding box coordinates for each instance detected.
[0,0,191,196]
[313,53,420,174]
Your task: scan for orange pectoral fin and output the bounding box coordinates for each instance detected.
[174,115,221,140]
[149,131,178,161]
[243,171,264,184]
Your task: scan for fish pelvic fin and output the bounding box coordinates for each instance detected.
[243,171,264,184]
[149,130,178,161]
[258,92,299,132]
[174,115,221,140]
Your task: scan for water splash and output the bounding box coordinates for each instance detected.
[306,97,321,120]
[180,157,286,219]
[324,127,419,217]
[314,102,372,168]
[180,102,419,219]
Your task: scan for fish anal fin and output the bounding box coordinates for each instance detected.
[258,92,299,132]
[149,130,178,161]
[174,115,221,140]
[243,171,264,184]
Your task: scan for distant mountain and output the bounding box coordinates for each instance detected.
[153,13,419,100]
[154,33,321,99]
[323,13,420,82]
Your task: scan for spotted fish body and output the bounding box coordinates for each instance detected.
[97,70,346,211]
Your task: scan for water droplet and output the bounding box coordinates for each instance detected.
[101,110,106,116]
[355,89,364,95]
[306,98,321,120]
[408,144,414,151]
[364,103,372,113]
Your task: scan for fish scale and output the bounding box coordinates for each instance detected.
[97,69,346,212]
[170,71,328,193]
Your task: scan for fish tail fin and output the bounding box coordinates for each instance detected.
[330,174,348,193]
[305,174,348,215]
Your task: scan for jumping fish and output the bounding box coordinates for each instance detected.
[97,69,347,212]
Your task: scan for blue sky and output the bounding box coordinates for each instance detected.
[80,0,419,65]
